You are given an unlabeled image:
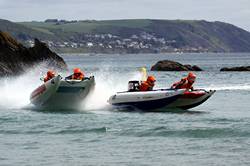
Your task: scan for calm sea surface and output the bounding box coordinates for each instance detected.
[0,53,250,166]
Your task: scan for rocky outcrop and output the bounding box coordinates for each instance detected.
[220,66,250,71]
[151,60,202,71]
[0,31,67,76]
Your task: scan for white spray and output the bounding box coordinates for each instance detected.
[1,63,250,111]
[82,69,143,110]
[204,83,250,91]
[0,62,62,110]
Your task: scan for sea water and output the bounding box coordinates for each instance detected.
[0,53,250,165]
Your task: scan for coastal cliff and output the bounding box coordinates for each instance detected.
[0,31,67,76]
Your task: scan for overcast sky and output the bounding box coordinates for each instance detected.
[1,0,250,31]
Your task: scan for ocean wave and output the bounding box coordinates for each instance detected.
[119,127,250,138]
[0,126,108,135]
[0,130,45,134]
[51,127,108,134]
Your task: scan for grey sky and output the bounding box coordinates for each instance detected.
[0,0,250,31]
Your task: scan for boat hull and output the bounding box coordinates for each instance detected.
[30,75,95,109]
[167,89,216,109]
[108,89,185,110]
[108,89,215,111]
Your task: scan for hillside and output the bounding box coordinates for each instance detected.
[1,19,250,53]
[0,19,58,42]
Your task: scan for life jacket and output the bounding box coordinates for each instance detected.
[139,81,154,91]
[171,77,194,90]
[72,72,84,80]
[44,76,53,82]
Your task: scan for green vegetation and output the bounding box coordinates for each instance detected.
[19,19,152,33]
[0,19,56,41]
[1,19,250,52]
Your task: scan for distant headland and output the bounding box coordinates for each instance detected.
[1,19,250,53]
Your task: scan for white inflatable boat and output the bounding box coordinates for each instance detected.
[108,80,215,110]
[30,75,95,109]
[108,89,185,110]
[108,89,215,110]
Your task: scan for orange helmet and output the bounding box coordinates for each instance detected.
[47,70,55,77]
[74,68,82,74]
[147,75,156,83]
[187,72,196,82]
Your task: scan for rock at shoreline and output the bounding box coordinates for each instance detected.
[0,31,67,76]
[151,60,203,71]
[220,66,250,71]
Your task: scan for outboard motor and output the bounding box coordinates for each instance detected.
[128,80,140,92]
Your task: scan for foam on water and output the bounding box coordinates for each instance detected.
[0,62,61,110]
[202,83,250,91]
[82,70,142,110]
[0,63,143,111]
[0,62,249,111]
[2,54,250,166]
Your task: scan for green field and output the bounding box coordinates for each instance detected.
[1,19,250,52]
[19,19,152,34]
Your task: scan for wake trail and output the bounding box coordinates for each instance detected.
[201,84,250,91]
[1,63,249,111]
[81,71,141,110]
